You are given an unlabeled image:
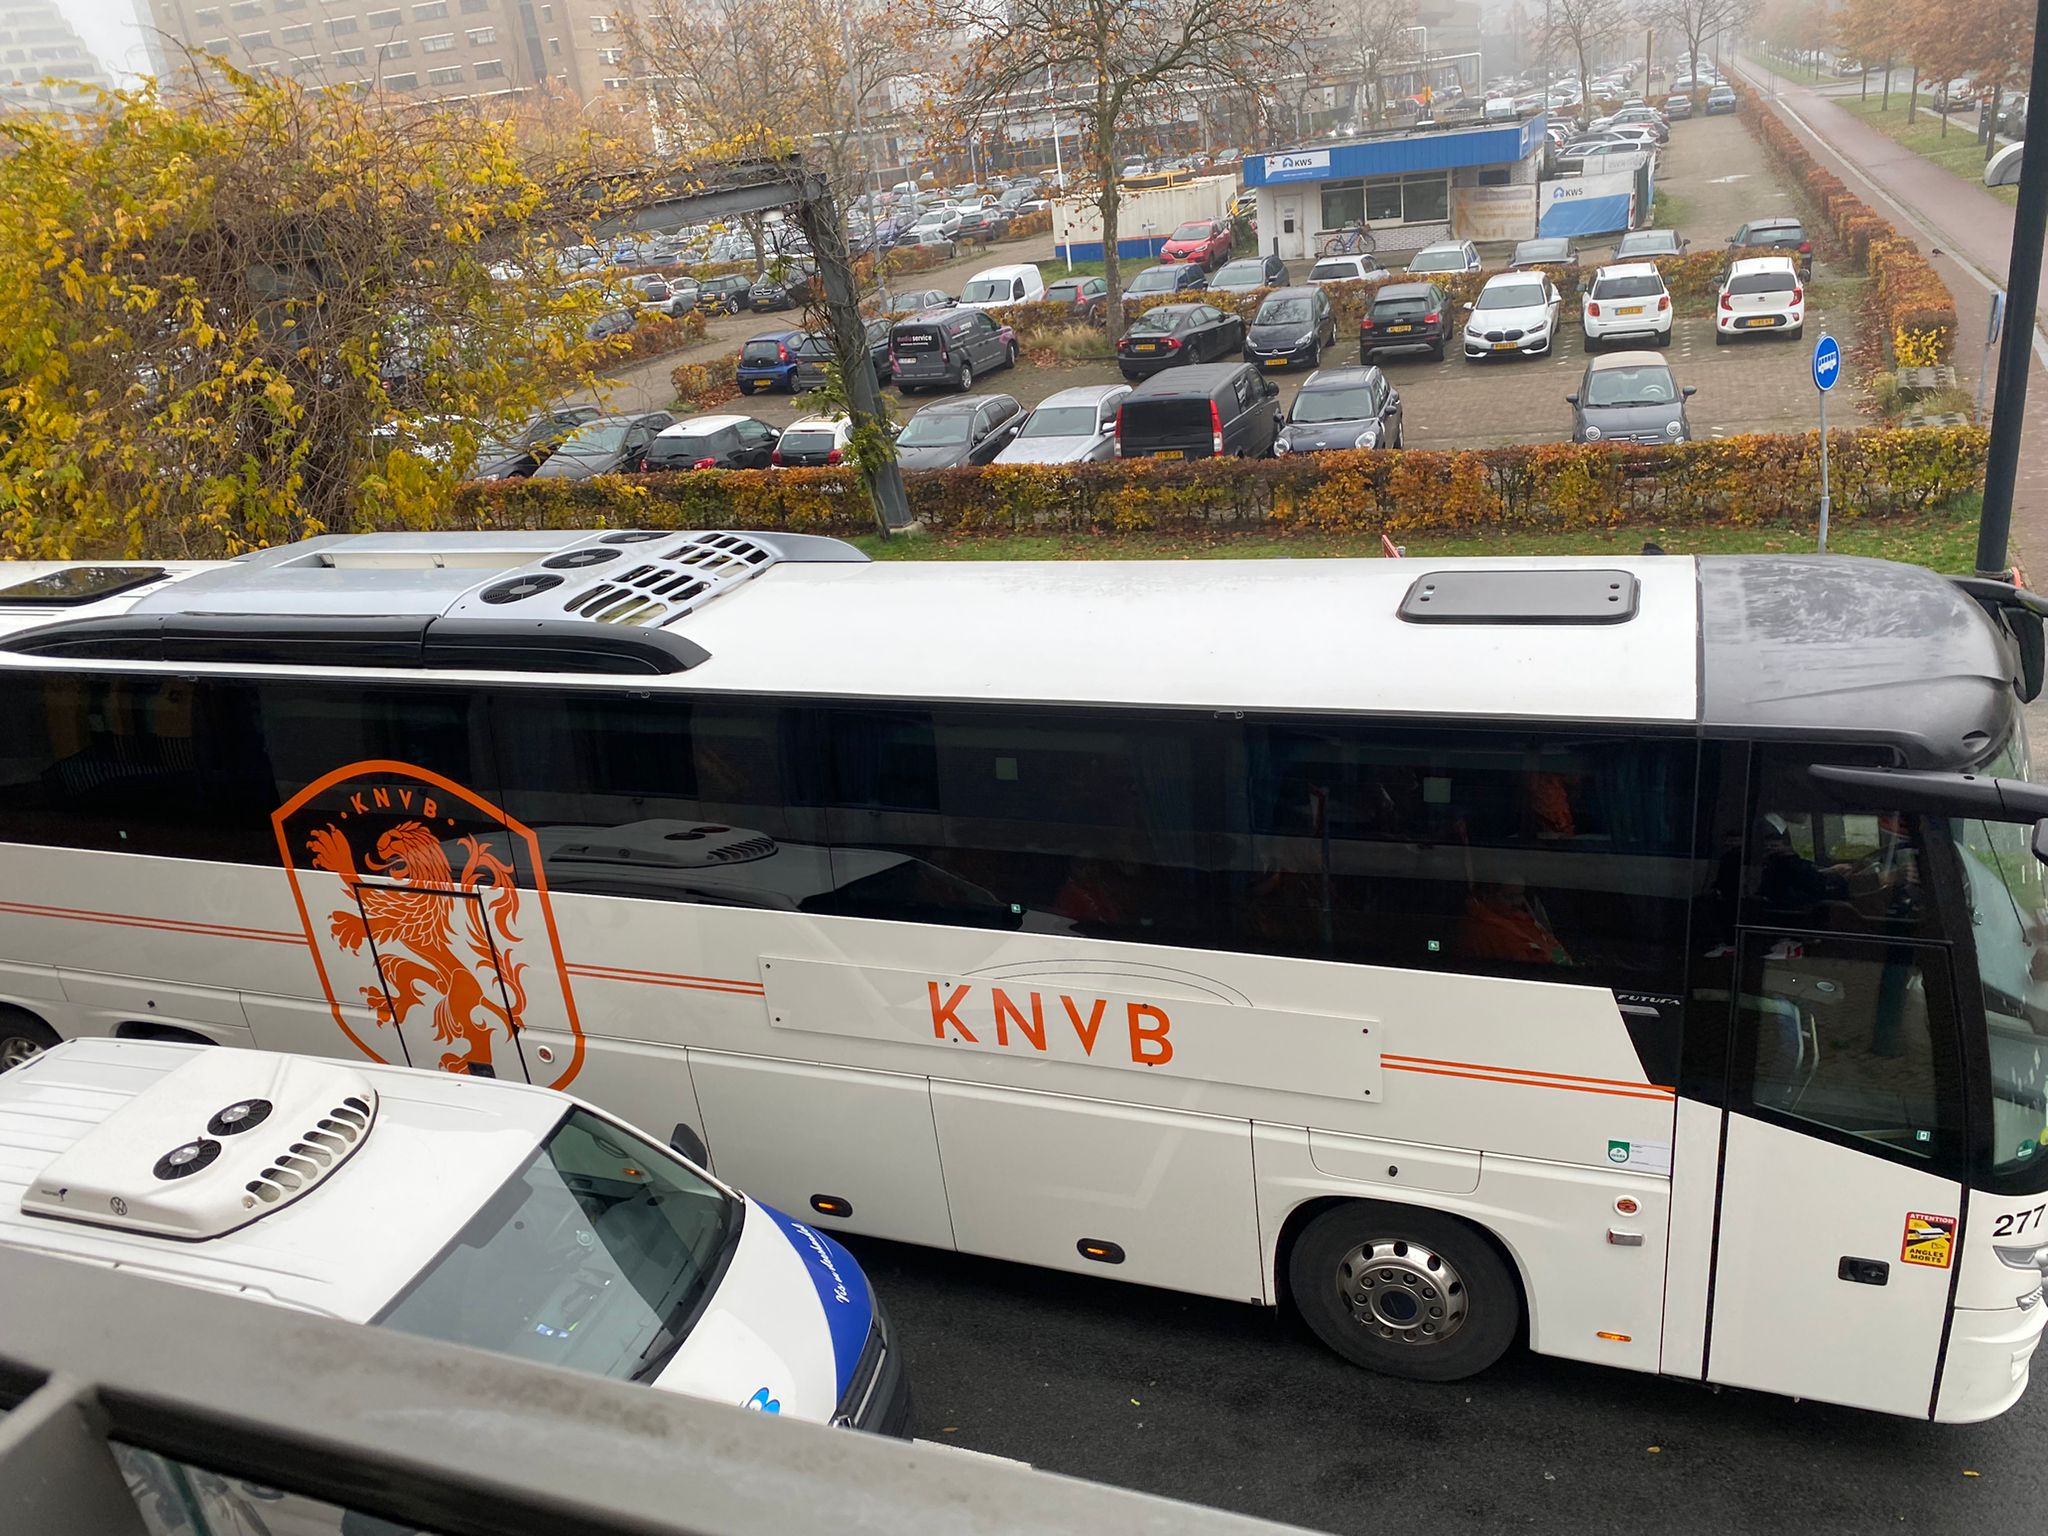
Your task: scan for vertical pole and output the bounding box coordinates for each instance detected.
[1974,0,2048,576]
[1817,388,1831,552]
[1049,65,1070,273]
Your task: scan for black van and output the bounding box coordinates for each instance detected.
[1114,362,1280,460]
[890,308,1018,393]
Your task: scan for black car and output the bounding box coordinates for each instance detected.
[894,394,1025,468]
[1116,302,1248,379]
[642,413,781,471]
[1510,237,1581,270]
[792,319,895,391]
[1359,281,1450,363]
[1273,365,1404,454]
[528,410,677,480]
[466,406,603,480]
[1121,264,1209,306]
[1115,362,1280,460]
[1729,217,1812,278]
[696,274,753,313]
[1244,286,1337,371]
[750,262,818,311]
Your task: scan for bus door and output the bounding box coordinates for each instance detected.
[1702,788,1970,1417]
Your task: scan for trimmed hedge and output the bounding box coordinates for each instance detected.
[1739,90,1958,363]
[451,425,1986,538]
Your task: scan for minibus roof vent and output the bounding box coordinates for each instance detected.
[21,1049,378,1241]
[1397,568,1640,625]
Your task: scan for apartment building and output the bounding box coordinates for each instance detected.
[0,0,114,112]
[143,0,646,105]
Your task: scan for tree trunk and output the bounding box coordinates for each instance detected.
[1880,58,1890,111]
[1097,112,1126,346]
[1907,65,1919,123]
[1985,85,2003,158]
[1939,79,1949,136]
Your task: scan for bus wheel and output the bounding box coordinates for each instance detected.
[1288,1202,1517,1382]
[0,1006,59,1073]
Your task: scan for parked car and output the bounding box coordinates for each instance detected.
[0,1040,910,1433]
[772,413,856,467]
[696,274,753,314]
[875,286,952,315]
[1407,240,1483,276]
[893,394,1025,468]
[1123,263,1208,302]
[958,262,1047,311]
[528,410,675,479]
[1728,216,1812,278]
[1359,281,1450,362]
[792,319,895,391]
[465,406,603,480]
[1663,92,1694,120]
[1044,274,1110,321]
[644,413,781,471]
[1114,361,1280,459]
[1306,252,1393,286]
[1568,350,1695,442]
[890,306,1018,392]
[1582,262,1673,348]
[1613,228,1688,260]
[1243,285,1337,371]
[1116,302,1249,379]
[749,262,817,312]
[584,304,637,342]
[1158,218,1234,268]
[952,207,1012,246]
[1273,365,1403,455]
[1600,124,1664,150]
[907,207,963,244]
[631,275,697,316]
[994,383,1130,464]
[1210,254,1290,292]
[1716,255,1805,342]
[1462,271,1562,360]
[733,329,806,394]
[1705,84,1738,114]
[1510,237,1581,270]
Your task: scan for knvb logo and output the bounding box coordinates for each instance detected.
[272,761,586,1089]
[926,982,1174,1066]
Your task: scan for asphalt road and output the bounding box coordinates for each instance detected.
[844,1232,2048,1536]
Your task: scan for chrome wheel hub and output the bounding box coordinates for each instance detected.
[0,1036,46,1071]
[1336,1237,1468,1345]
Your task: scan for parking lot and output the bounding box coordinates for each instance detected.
[602,111,1853,450]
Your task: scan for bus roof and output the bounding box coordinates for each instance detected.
[0,533,2020,758]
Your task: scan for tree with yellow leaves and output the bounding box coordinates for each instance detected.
[0,63,648,560]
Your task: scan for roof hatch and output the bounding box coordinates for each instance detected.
[21,1049,378,1241]
[1397,568,1640,625]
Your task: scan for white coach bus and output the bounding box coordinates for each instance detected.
[1,531,2046,1423]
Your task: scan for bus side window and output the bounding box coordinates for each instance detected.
[1744,753,1936,940]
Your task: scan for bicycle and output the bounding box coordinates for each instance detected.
[1316,222,1377,257]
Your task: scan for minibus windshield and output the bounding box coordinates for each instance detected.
[377,1109,737,1382]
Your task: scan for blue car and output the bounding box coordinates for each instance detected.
[737,329,806,394]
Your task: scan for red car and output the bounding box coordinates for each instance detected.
[1158,218,1232,269]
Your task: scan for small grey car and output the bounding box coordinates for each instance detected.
[1566,350,1696,445]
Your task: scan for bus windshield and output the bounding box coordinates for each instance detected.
[1951,725,2048,1186]
[376,1108,737,1382]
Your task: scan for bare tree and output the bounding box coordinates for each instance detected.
[1642,0,1753,90]
[1541,0,1627,111]
[919,0,1309,342]
[1333,0,1421,126]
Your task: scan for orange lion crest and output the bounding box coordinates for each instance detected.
[272,762,585,1088]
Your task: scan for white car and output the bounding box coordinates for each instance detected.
[1716,255,1805,343]
[995,383,1130,464]
[1462,271,1562,360]
[1407,240,1482,276]
[1306,252,1392,285]
[0,1039,909,1431]
[957,262,1047,311]
[772,413,856,468]
[1582,262,1673,348]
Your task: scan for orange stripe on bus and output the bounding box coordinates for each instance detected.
[1382,1053,1674,1095]
[0,900,309,946]
[1382,1060,1675,1101]
[565,963,766,996]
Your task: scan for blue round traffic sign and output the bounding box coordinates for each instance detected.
[1812,333,1841,392]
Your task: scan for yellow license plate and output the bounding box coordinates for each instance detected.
[1492,340,1519,351]
[1263,357,1287,367]
[1151,449,1183,459]
[1388,324,1414,333]
[1135,343,1159,353]
[1742,316,1772,327]
[1618,305,1644,316]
